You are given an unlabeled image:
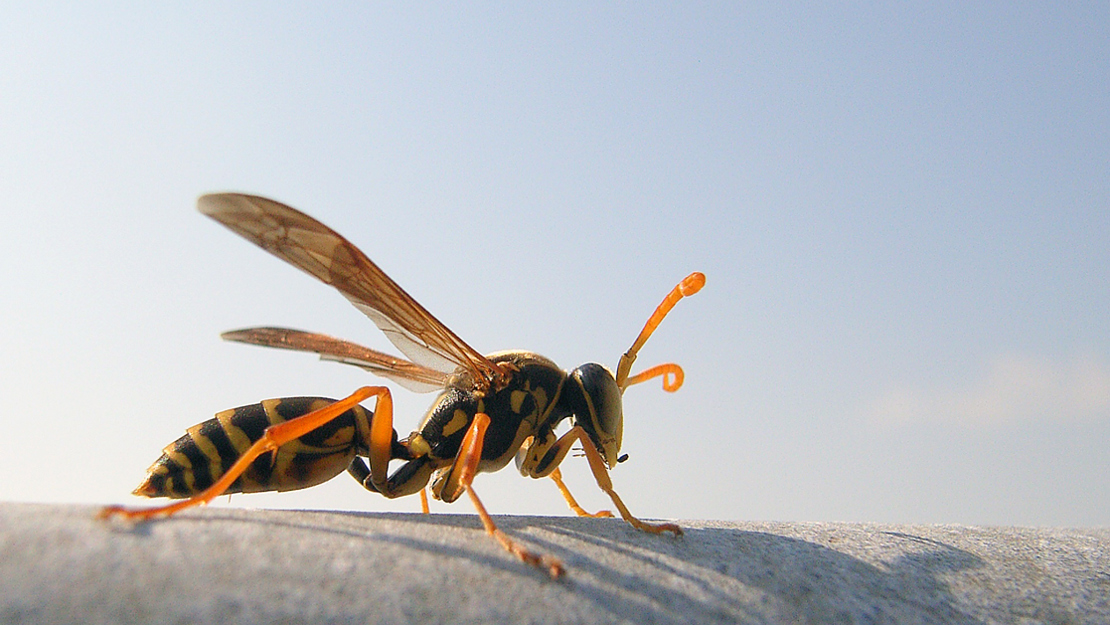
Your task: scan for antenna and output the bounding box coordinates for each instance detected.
[615,272,705,391]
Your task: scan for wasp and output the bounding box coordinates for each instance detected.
[100,193,704,578]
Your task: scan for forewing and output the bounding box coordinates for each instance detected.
[197,193,504,386]
[221,327,448,393]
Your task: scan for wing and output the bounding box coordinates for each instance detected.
[197,193,508,390]
[221,327,448,393]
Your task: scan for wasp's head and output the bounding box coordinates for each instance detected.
[567,363,624,468]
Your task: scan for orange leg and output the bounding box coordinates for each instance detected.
[98,386,389,521]
[549,468,613,518]
[570,428,683,536]
[451,413,565,579]
[419,488,430,514]
[366,387,395,494]
[522,425,680,535]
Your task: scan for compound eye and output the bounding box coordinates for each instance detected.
[571,363,623,467]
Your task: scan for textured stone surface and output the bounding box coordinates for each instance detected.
[1,503,1107,624]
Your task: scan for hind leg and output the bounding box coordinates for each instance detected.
[99,386,390,521]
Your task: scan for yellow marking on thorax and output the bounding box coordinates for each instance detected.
[441,408,471,438]
[409,434,432,458]
[478,419,537,473]
[532,386,549,413]
[510,390,528,414]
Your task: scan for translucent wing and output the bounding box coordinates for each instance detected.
[197,193,507,389]
[221,326,448,393]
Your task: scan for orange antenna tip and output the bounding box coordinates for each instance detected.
[679,272,705,297]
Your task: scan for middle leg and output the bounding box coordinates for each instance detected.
[449,413,565,578]
[548,468,613,518]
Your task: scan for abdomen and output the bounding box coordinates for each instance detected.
[134,397,370,499]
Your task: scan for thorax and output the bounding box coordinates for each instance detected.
[414,351,570,466]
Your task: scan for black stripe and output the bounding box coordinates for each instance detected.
[194,419,241,476]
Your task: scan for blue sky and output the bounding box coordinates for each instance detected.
[1,3,1106,526]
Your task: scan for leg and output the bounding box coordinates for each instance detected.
[99,386,388,521]
[451,413,565,578]
[575,430,682,536]
[345,401,436,507]
[347,458,432,513]
[539,426,682,536]
[549,468,613,518]
[347,454,435,500]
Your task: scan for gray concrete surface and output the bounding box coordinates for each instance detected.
[0,502,1107,624]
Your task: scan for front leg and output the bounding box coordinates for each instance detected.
[534,426,683,536]
[517,430,612,518]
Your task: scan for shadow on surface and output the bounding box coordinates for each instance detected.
[177,508,987,624]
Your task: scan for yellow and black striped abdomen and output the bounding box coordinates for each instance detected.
[134,397,372,499]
